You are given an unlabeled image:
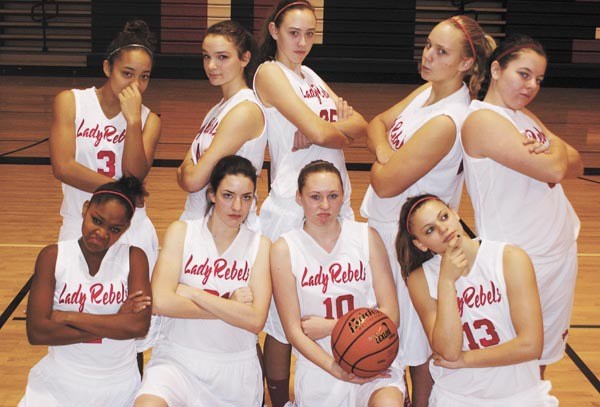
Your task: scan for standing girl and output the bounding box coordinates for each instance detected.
[270,160,405,406]
[135,155,271,407]
[50,19,161,273]
[21,177,152,406]
[178,20,267,227]
[255,2,367,403]
[461,34,583,371]
[359,15,493,405]
[396,194,558,406]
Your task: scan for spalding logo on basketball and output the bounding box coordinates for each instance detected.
[331,307,399,378]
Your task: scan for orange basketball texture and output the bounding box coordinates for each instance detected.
[331,307,399,378]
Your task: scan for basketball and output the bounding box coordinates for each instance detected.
[331,307,399,378]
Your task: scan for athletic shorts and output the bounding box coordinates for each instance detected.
[292,358,406,407]
[368,219,432,366]
[137,341,263,407]
[19,353,139,407]
[532,242,578,365]
[429,380,558,407]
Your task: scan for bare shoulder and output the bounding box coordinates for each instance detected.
[37,244,59,264]
[463,108,505,130]
[260,235,272,249]
[502,243,532,266]
[53,90,75,112]
[129,245,148,261]
[270,236,290,257]
[163,220,189,242]
[256,61,283,78]
[226,100,264,121]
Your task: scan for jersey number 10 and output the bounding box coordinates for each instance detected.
[323,294,355,319]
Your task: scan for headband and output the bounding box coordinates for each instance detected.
[405,196,440,235]
[273,1,312,22]
[450,16,476,58]
[107,44,153,61]
[495,43,540,63]
[92,190,135,213]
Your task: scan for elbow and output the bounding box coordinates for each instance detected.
[27,331,44,346]
[546,163,568,184]
[248,315,267,335]
[51,161,67,182]
[432,340,462,362]
[178,178,196,193]
[122,165,149,182]
[312,126,349,148]
[371,177,393,198]
[371,171,401,198]
[438,348,462,362]
[27,326,49,346]
[151,296,168,316]
[522,335,543,361]
[132,317,151,338]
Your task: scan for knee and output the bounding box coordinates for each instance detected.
[368,387,404,407]
[134,394,168,407]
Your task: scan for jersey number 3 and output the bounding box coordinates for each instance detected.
[463,318,500,349]
[97,150,116,178]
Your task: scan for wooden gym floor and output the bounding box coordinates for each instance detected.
[0,75,598,406]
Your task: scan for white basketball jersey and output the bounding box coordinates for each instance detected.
[49,240,136,372]
[463,100,579,258]
[360,84,470,223]
[165,217,261,352]
[60,87,150,221]
[283,220,377,364]
[254,61,354,230]
[180,89,267,226]
[422,239,541,399]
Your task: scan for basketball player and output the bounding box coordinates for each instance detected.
[20,177,152,406]
[178,20,266,228]
[359,15,494,405]
[49,19,160,351]
[396,194,558,406]
[134,156,271,407]
[461,34,583,374]
[270,160,405,406]
[254,2,368,403]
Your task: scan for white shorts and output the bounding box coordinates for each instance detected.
[293,358,406,407]
[19,353,140,407]
[60,207,161,352]
[429,380,558,407]
[137,341,263,407]
[532,242,578,365]
[368,219,431,366]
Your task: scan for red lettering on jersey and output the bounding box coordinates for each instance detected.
[301,262,367,294]
[389,117,405,150]
[523,126,548,144]
[89,282,127,306]
[58,283,87,312]
[213,258,251,282]
[301,266,330,294]
[184,254,250,285]
[300,84,330,105]
[184,254,213,285]
[76,118,126,147]
[329,261,367,285]
[456,281,502,317]
[198,118,218,139]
